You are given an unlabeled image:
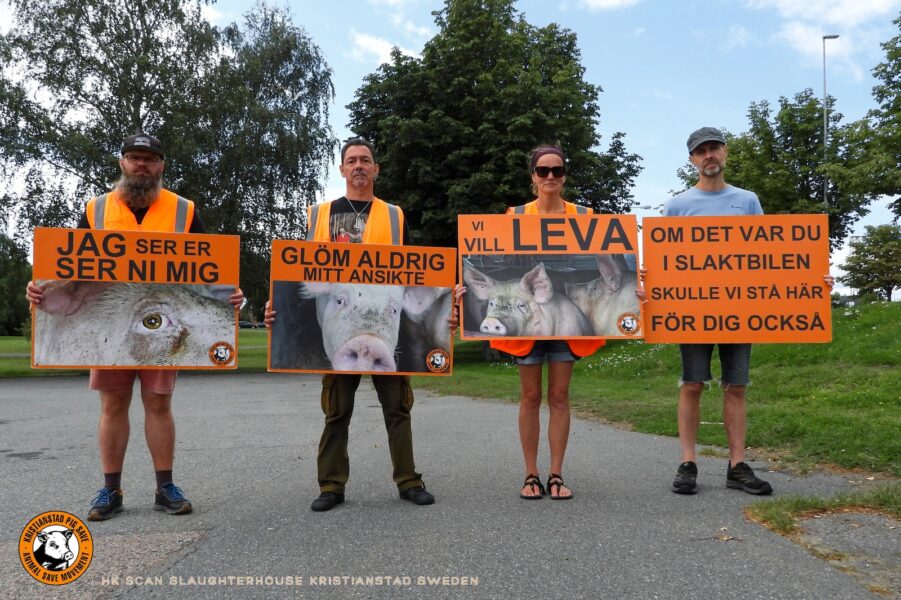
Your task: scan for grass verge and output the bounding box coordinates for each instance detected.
[417,302,901,475]
[744,482,901,534]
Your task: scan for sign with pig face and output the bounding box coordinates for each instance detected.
[31,228,240,369]
[458,215,642,340]
[268,241,456,375]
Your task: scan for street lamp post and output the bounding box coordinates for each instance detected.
[822,34,839,207]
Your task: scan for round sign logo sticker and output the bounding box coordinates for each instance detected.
[425,349,450,373]
[19,511,93,585]
[208,341,235,366]
[616,313,641,336]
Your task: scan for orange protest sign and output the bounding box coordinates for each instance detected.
[642,215,832,343]
[32,228,240,284]
[269,240,456,376]
[458,214,642,340]
[31,228,240,370]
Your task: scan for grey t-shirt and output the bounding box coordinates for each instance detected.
[664,185,763,217]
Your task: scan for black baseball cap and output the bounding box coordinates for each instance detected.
[121,134,164,159]
[687,127,726,153]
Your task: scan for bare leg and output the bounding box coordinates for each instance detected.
[517,364,543,497]
[142,391,175,472]
[546,361,574,498]
[98,390,132,474]
[723,385,747,465]
[678,382,704,463]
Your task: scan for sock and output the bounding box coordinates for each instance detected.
[155,470,173,490]
[104,472,121,490]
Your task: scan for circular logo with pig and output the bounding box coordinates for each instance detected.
[426,349,450,373]
[208,341,235,366]
[616,313,641,336]
[19,511,93,585]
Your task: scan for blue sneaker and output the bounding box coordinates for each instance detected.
[88,487,124,521]
[154,482,193,515]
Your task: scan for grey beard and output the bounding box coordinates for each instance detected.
[116,173,162,209]
[702,164,723,177]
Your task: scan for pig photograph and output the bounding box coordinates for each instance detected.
[269,280,453,374]
[32,280,237,368]
[462,253,641,339]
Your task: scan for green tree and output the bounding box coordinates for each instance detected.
[0,0,336,314]
[839,224,901,301]
[347,0,641,246]
[676,90,881,250]
[0,235,32,335]
[867,13,901,220]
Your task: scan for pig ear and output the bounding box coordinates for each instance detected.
[403,286,441,318]
[64,530,73,540]
[521,263,553,303]
[37,532,48,543]
[39,281,111,316]
[299,281,331,298]
[596,255,622,292]
[199,284,235,305]
[462,265,496,301]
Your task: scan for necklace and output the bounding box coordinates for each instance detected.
[347,198,372,233]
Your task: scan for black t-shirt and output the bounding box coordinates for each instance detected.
[324,197,409,244]
[77,203,205,233]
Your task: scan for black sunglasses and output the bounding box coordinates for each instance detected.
[533,165,566,178]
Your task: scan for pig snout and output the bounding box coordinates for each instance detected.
[332,334,397,371]
[63,550,74,561]
[480,317,507,335]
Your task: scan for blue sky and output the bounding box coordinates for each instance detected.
[2,0,897,289]
[205,0,899,284]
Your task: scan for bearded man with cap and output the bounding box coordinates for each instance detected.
[26,133,244,520]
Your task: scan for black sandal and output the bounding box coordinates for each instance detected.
[546,473,573,500]
[520,474,545,499]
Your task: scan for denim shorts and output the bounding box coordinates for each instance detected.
[515,340,576,365]
[679,344,751,386]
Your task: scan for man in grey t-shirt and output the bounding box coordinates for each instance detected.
[663,127,772,496]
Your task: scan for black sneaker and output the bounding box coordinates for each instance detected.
[399,485,435,505]
[154,482,193,514]
[310,492,345,512]
[727,462,773,495]
[671,461,698,494]
[88,486,124,521]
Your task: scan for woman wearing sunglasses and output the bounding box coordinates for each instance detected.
[457,145,604,500]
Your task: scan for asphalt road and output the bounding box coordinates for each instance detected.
[0,373,882,599]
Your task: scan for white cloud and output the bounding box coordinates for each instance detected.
[775,21,864,79]
[0,0,15,34]
[390,14,432,40]
[367,0,418,6]
[726,25,753,49]
[350,30,416,65]
[744,0,899,28]
[579,0,641,10]
[631,27,646,36]
[744,0,900,80]
[200,4,226,25]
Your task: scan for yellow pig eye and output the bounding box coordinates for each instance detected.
[142,314,163,329]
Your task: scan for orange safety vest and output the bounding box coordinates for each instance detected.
[86,188,194,232]
[306,198,404,245]
[490,200,605,358]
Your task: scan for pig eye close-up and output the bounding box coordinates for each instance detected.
[138,313,170,331]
